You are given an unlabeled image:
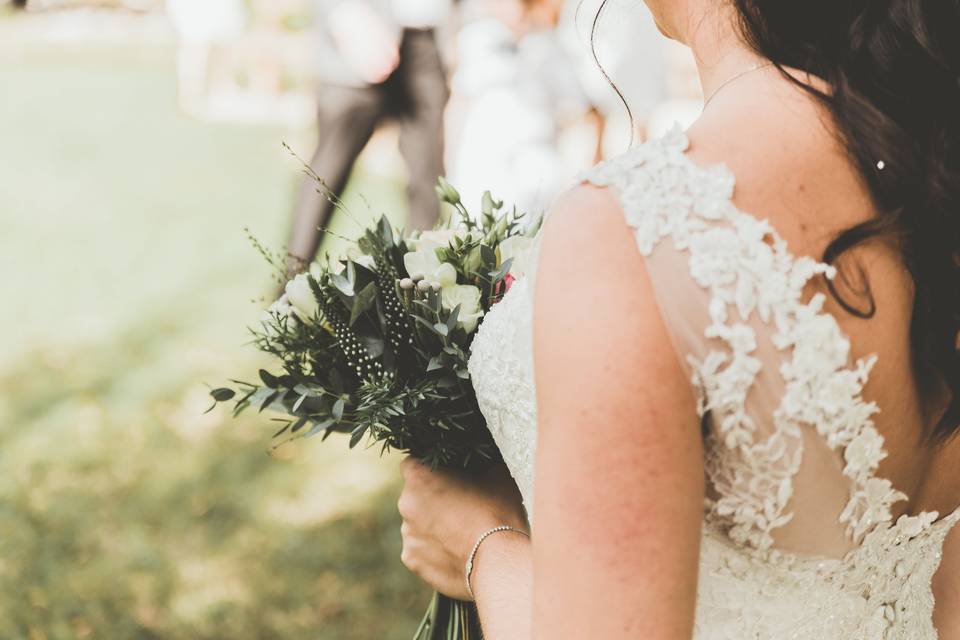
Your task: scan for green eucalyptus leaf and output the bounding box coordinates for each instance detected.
[332,397,345,421]
[331,271,355,297]
[292,393,308,413]
[304,418,336,437]
[379,216,395,246]
[350,281,379,325]
[481,191,495,216]
[463,246,483,274]
[489,257,513,280]
[445,304,461,332]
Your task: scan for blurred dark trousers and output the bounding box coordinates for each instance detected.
[287,28,449,269]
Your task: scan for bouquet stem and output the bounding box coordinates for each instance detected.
[414,592,482,640]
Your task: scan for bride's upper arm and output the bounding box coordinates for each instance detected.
[934,525,960,639]
[530,184,704,640]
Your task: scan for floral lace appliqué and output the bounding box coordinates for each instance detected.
[579,126,910,551]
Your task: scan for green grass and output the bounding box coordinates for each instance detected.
[0,42,428,639]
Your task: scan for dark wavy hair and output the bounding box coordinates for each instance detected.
[591,1,960,442]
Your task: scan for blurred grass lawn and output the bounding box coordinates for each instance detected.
[0,43,430,639]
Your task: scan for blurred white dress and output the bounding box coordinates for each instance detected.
[449,19,592,214]
[467,127,960,639]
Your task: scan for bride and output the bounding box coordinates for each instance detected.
[396,0,960,637]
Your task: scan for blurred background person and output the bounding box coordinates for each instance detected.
[447,0,600,215]
[167,0,247,117]
[573,0,701,143]
[287,0,454,273]
[570,0,665,147]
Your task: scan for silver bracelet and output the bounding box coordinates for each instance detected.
[464,525,529,600]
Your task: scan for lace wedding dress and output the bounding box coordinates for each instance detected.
[467,127,960,639]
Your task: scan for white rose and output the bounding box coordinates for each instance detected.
[411,227,472,251]
[284,272,320,324]
[403,247,458,288]
[498,236,534,277]
[403,246,442,280]
[418,229,462,247]
[441,284,484,333]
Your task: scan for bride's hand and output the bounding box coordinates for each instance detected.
[398,458,528,600]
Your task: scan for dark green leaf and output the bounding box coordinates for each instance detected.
[360,334,385,358]
[259,369,279,388]
[349,425,368,448]
[272,420,292,438]
[290,416,309,433]
[414,315,440,335]
[210,388,235,402]
[479,243,496,266]
[259,390,280,412]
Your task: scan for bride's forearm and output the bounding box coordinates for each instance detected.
[470,532,533,640]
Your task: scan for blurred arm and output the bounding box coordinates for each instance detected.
[324,1,400,84]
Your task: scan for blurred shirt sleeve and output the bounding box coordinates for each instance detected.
[315,0,398,86]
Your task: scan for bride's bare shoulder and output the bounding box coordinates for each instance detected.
[685,74,875,257]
